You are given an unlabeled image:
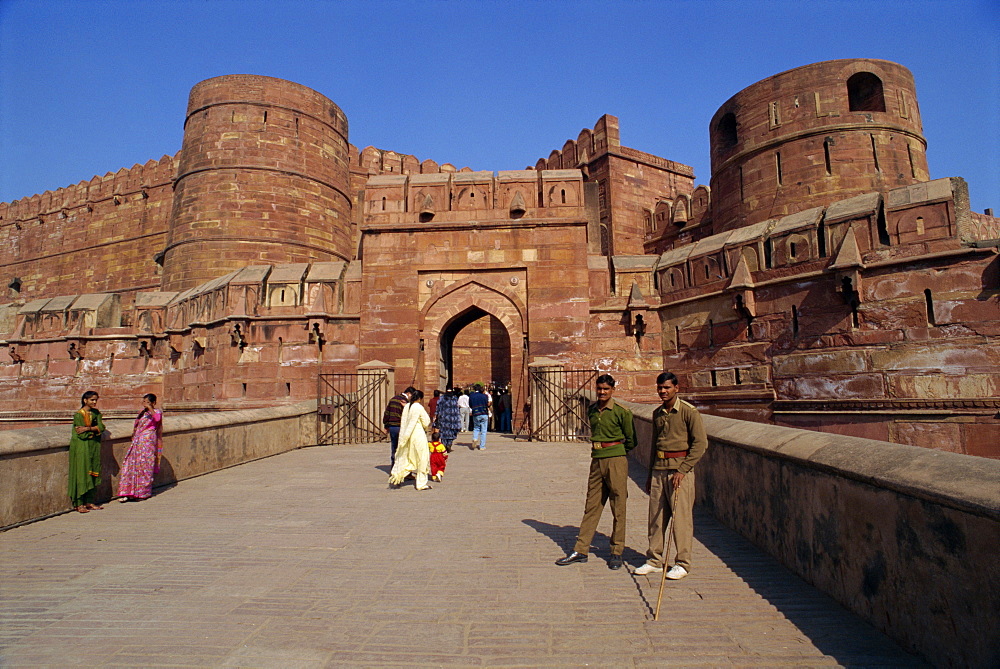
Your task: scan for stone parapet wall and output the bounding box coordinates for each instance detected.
[0,401,318,529]
[620,399,999,669]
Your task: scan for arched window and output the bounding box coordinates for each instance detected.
[717,113,738,149]
[847,72,886,112]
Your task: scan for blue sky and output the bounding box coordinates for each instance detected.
[1,0,997,213]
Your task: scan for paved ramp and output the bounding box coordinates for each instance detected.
[0,435,925,667]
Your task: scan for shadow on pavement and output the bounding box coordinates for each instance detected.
[522,518,646,567]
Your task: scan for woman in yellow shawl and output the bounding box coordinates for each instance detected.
[388,389,432,490]
[68,390,106,512]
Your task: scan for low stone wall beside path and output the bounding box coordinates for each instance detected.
[0,401,318,530]
[619,399,1000,669]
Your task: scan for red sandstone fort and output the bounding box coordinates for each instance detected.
[1,59,997,457]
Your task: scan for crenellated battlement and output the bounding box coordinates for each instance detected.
[349,144,472,177]
[362,169,587,225]
[0,155,177,225]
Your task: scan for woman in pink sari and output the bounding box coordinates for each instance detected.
[117,393,162,502]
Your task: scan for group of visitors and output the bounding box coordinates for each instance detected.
[68,390,163,513]
[554,372,708,580]
[382,383,495,489]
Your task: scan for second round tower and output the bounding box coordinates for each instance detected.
[709,59,929,232]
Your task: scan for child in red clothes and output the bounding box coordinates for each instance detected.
[429,429,448,482]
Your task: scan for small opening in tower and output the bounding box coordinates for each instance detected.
[907,142,917,178]
[285,382,291,396]
[708,319,714,347]
[924,289,936,326]
[717,112,738,149]
[561,189,566,204]
[823,138,833,175]
[792,306,800,337]
[674,325,680,352]
[775,151,782,186]
[847,72,886,112]
[710,370,718,387]
[242,383,247,396]
[263,110,268,123]
[870,134,881,172]
[877,204,890,245]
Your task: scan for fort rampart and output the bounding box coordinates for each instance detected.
[0,156,177,303]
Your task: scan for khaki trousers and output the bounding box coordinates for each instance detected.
[573,455,628,556]
[647,468,695,569]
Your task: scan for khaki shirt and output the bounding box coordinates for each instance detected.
[650,399,708,473]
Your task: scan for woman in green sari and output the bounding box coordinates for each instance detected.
[68,390,105,513]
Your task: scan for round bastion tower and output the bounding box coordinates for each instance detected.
[709,59,928,232]
[162,75,352,291]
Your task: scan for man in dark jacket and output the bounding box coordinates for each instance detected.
[382,386,415,465]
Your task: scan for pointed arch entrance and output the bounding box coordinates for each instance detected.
[420,280,526,417]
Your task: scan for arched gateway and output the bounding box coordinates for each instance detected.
[420,279,526,407]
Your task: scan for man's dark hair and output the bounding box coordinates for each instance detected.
[409,389,424,403]
[656,371,679,386]
[404,386,417,395]
[433,389,441,397]
[595,373,616,387]
[473,383,483,392]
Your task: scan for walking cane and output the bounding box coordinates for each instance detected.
[653,483,679,621]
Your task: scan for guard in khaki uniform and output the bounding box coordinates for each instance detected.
[635,371,708,579]
[555,373,636,570]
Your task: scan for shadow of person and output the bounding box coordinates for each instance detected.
[522,518,579,553]
[151,457,178,495]
[96,433,118,503]
[374,464,392,474]
[523,518,647,566]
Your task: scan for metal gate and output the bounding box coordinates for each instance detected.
[317,370,390,445]
[524,368,597,442]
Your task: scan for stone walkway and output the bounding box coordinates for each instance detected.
[0,434,926,668]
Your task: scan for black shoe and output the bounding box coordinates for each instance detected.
[555,551,588,566]
[608,554,623,570]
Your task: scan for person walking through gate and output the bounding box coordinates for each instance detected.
[469,384,492,450]
[634,371,708,580]
[388,390,433,491]
[499,386,513,433]
[383,386,415,465]
[457,389,471,432]
[555,374,636,570]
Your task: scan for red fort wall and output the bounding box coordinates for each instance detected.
[0,156,176,304]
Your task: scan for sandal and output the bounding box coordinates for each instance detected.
[86,503,104,510]
[76,506,89,513]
